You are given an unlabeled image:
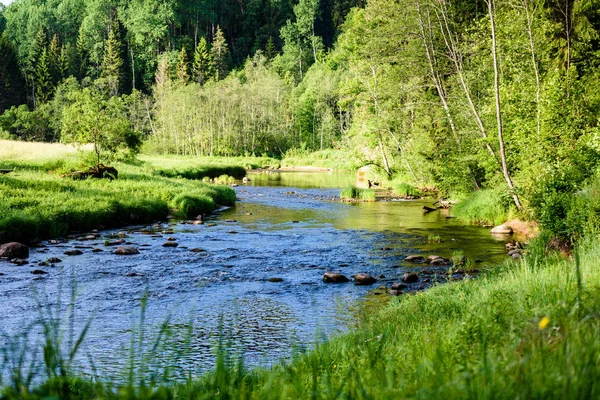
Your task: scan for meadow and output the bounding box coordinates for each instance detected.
[0,140,236,243]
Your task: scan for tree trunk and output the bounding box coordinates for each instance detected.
[488,0,522,210]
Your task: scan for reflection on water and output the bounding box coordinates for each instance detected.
[0,171,509,382]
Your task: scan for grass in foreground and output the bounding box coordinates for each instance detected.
[4,234,600,398]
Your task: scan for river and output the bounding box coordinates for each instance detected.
[0,171,509,382]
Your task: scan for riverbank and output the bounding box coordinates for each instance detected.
[0,142,237,244]
[2,231,599,398]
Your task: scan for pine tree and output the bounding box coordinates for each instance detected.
[48,33,61,86]
[35,48,54,104]
[265,36,276,60]
[101,20,124,96]
[192,37,211,85]
[176,47,189,83]
[58,45,70,80]
[76,27,88,80]
[210,26,229,81]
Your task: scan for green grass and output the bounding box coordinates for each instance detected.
[0,142,237,243]
[340,185,376,202]
[392,182,422,197]
[452,189,512,226]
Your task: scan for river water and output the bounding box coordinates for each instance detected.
[0,171,509,382]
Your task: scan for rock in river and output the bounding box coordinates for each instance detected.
[405,255,425,263]
[162,241,179,248]
[490,225,513,235]
[323,272,350,283]
[391,282,407,291]
[402,272,419,283]
[0,242,29,259]
[354,273,377,285]
[114,246,140,255]
[64,250,83,256]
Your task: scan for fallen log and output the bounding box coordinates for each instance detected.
[61,164,118,180]
[423,206,438,213]
[0,169,13,174]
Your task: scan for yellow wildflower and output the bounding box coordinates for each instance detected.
[538,316,550,330]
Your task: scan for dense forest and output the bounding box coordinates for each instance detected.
[2,0,600,241]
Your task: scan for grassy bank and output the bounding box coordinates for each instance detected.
[3,235,600,398]
[0,142,236,243]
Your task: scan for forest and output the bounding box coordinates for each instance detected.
[2,0,600,246]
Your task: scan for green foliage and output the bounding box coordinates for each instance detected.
[153,165,246,180]
[452,189,512,226]
[393,183,421,198]
[210,26,229,82]
[100,20,124,96]
[61,85,142,163]
[192,36,211,85]
[172,193,214,218]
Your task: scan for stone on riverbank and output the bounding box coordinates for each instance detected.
[323,272,350,283]
[490,225,513,235]
[0,242,29,259]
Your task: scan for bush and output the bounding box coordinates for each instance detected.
[172,194,215,218]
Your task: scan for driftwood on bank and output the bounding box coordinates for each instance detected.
[61,164,119,180]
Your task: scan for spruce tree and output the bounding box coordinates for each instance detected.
[48,33,61,86]
[265,36,276,60]
[176,47,189,83]
[58,45,69,79]
[75,27,88,80]
[192,37,211,85]
[35,48,53,104]
[210,26,229,81]
[101,20,124,96]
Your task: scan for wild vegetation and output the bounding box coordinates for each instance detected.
[2,0,600,397]
[0,141,235,243]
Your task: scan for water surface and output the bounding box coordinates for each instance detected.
[0,171,509,381]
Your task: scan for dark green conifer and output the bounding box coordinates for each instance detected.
[192,37,211,85]
[210,26,229,81]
